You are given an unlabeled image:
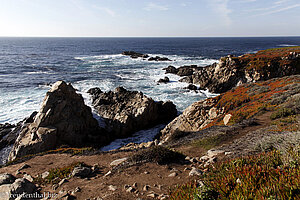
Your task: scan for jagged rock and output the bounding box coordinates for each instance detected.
[158,77,170,83]
[90,87,177,138]
[0,173,15,185]
[8,81,109,162]
[184,84,197,90]
[122,51,149,59]
[72,166,92,178]
[148,56,171,61]
[163,66,178,74]
[160,98,220,143]
[0,178,37,200]
[189,167,202,176]
[179,49,300,93]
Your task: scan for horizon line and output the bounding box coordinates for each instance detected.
[0,35,300,38]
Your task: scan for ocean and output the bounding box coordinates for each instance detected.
[1,37,300,150]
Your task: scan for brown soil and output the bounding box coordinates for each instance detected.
[0,151,196,200]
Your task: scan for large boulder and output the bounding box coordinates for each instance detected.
[88,87,177,138]
[0,176,38,200]
[8,81,109,162]
[160,98,221,144]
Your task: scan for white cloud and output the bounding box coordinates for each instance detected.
[144,2,169,11]
[210,0,232,26]
[255,3,300,16]
[93,6,116,17]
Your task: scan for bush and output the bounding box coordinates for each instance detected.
[129,146,185,165]
[270,108,295,120]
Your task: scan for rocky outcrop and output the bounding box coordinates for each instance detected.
[160,98,222,143]
[122,51,149,59]
[88,87,177,138]
[8,81,109,162]
[148,56,171,62]
[179,48,300,93]
[122,51,171,61]
[163,65,200,76]
[158,77,170,83]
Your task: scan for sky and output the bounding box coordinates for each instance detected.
[0,0,299,37]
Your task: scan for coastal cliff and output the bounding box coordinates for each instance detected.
[168,47,300,93]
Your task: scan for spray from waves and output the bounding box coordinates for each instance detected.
[1,53,218,127]
[277,44,298,47]
[100,124,165,151]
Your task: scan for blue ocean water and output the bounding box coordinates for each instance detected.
[1,37,300,125]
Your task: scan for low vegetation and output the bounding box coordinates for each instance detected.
[129,146,185,165]
[34,162,88,185]
[203,75,300,129]
[170,149,300,199]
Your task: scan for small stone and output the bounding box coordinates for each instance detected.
[58,178,68,187]
[185,156,190,160]
[143,185,150,191]
[168,172,177,177]
[158,194,169,200]
[184,167,191,171]
[18,164,31,171]
[132,182,138,187]
[23,174,33,182]
[236,178,241,184]
[225,151,233,156]
[108,185,117,191]
[41,171,49,179]
[126,187,136,193]
[110,157,128,166]
[190,158,198,163]
[75,187,81,192]
[52,184,59,190]
[147,193,158,198]
[158,185,163,190]
[104,171,112,177]
[200,155,210,162]
[189,167,202,176]
[207,149,225,157]
[144,171,149,174]
[124,184,130,190]
[223,114,232,125]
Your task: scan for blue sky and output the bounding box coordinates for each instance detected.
[0,0,299,37]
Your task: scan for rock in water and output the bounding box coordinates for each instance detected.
[89,87,177,138]
[8,81,109,162]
